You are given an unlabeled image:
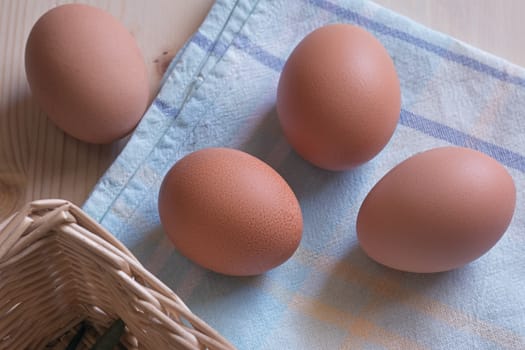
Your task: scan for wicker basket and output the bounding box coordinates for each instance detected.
[0,199,235,350]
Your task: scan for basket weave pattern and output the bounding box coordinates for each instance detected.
[0,199,235,350]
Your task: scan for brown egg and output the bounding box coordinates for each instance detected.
[277,24,401,171]
[25,4,149,144]
[158,148,303,276]
[356,147,516,273]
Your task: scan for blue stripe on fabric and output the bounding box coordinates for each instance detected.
[308,0,525,88]
[400,110,525,172]
[227,33,525,173]
[153,99,179,117]
[186,31,525,173]
[233,34,286,71]
[191,31,214,51]
[192,31,229,57]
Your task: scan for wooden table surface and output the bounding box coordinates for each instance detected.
[1,0,524,222]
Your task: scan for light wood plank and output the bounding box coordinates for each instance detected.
[0,0,213,220]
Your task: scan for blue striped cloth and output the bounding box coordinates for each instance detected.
[83,0,525,348]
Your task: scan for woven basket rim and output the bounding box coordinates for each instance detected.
[0,199,236,350]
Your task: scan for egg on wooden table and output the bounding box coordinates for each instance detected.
[277,24,401,171]
[158,148,303,276]
[25,4,149,144]
[356,147,516,273]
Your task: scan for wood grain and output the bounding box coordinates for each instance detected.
[0,0,213,220]
[0,0,523,222]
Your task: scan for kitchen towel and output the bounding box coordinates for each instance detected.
[83,0,525,348]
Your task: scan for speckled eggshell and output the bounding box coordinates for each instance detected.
[277,24,401,171]
[25,4,149,144]
[158,148,303,276]
[356,146,516,273]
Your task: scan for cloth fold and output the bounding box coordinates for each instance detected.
[84,0,525,348]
